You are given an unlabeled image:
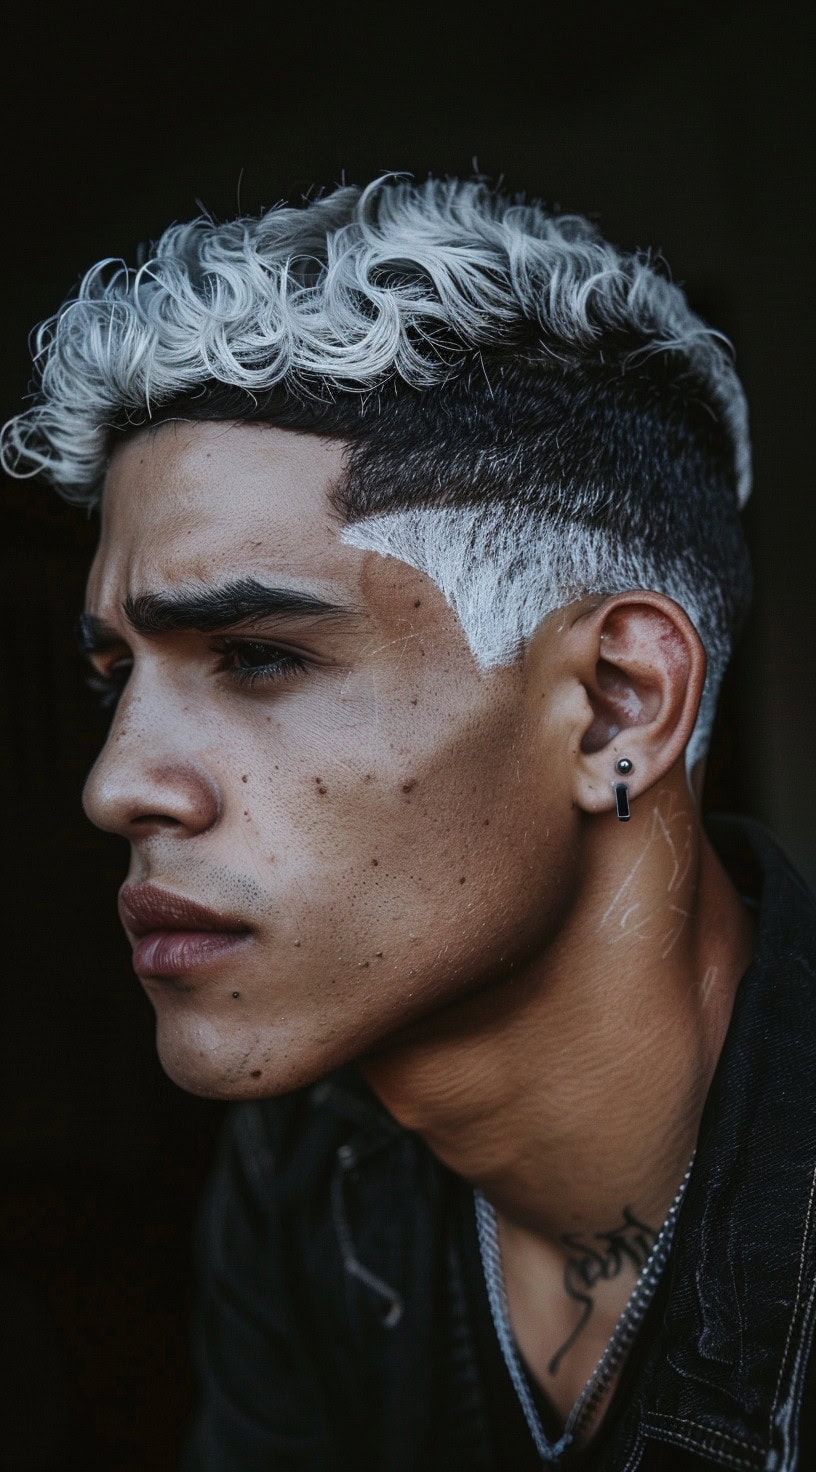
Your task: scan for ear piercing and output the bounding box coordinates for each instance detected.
[614,757,633,821]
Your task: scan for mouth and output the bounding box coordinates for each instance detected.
[118,883,253,978]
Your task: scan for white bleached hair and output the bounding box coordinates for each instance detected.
[1,176,750,506]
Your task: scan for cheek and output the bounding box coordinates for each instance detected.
[259,731,575,986]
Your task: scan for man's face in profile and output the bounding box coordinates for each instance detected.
[81,421,576,1099]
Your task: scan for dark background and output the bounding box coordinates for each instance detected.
[1,2,812,1467]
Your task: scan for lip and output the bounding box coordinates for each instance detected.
[131,929,252,978]
[118,883,251,939]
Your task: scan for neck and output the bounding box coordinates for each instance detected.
[361,781,755,1246]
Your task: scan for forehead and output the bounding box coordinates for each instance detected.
[88,420,366,608]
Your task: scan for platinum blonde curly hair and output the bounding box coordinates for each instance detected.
[1,175,753,768]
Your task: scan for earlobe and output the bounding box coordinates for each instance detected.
[571,594,706,816]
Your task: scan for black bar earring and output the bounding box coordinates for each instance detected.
[614,783,631,821]
[614,758,633,821]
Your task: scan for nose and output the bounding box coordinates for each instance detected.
[81,709,221,839]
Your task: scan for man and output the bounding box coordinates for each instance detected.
[3,176,814,1471]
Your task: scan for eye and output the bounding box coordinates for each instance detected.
[81,640,309,710]
[214,638,308,689]
[82,661,132,710]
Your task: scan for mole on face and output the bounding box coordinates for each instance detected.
[232,991,240,999]
[250,1069,262,1078]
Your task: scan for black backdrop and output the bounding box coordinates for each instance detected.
[1,3,813,1468]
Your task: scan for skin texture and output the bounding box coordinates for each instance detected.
[82,419,755,1431]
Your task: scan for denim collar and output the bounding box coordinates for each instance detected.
[632,817,816,1471]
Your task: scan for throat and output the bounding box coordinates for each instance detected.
[476,1154,694,1445]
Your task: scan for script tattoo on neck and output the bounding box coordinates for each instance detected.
[548,1208,656,1376]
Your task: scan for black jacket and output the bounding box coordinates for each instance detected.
[180,818,816,1470]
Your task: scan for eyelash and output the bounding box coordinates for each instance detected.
[83,639,308,709]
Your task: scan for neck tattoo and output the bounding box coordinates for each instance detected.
[551,1206,656,1375]
[474,1153,696,1462]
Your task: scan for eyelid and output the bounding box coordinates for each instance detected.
[79,634,315,706]
[210,634,339,669]
[85,631,325,666]
[210,634,293,653]
[81,636,305,676]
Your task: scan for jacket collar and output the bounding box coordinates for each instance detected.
[637,817,816,1471]
[310,1065,402,1159]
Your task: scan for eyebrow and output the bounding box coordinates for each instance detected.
[75,575,359,655]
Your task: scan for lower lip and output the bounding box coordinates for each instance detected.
[132,930,252,977]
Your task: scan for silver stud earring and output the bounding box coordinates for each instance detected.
[613,758,633,820]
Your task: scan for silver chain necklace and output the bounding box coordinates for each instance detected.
[474,1153,695,1463]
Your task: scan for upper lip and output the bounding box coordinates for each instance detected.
[118,883,251,938]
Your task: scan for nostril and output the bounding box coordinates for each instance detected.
[129,813,186,833]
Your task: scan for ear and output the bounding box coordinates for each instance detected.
[565,593,706,816]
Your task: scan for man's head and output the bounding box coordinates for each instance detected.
[1,177,752,1097]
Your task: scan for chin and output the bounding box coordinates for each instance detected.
[153,1012,347,1100]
